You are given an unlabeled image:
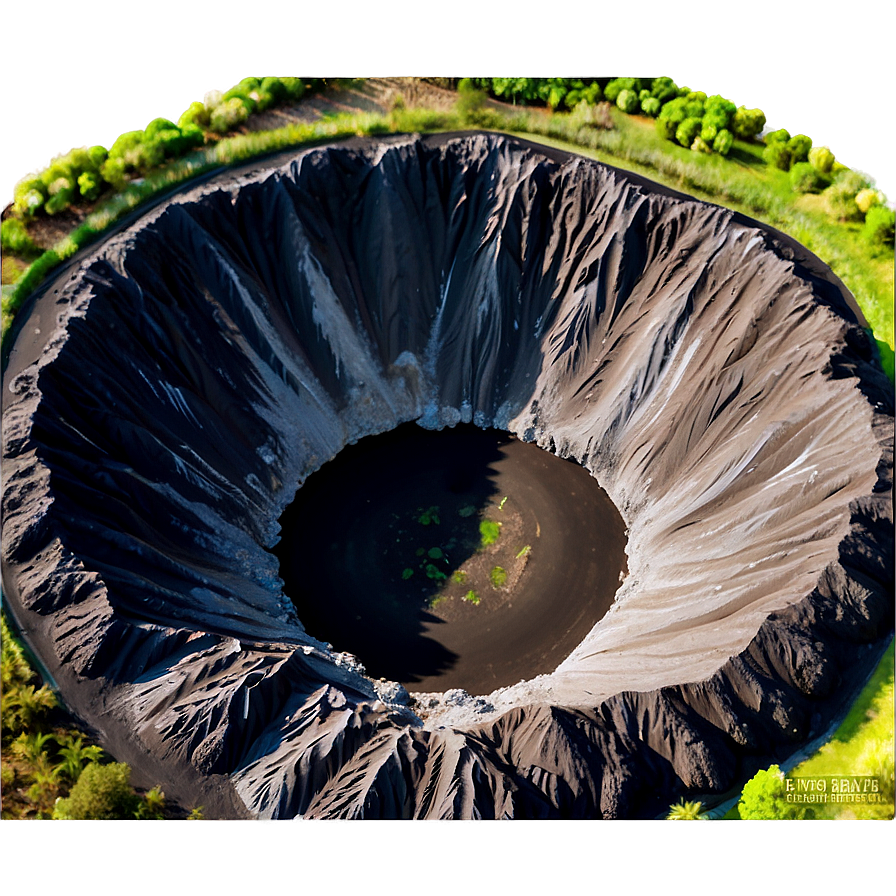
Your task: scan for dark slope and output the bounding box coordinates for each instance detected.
[2,132,891,818]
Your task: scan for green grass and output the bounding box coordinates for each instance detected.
[479,520,502,547]
[724,641,895,820]
[510,107,894,360]
[489,566,508,589]
[788,640,894,818]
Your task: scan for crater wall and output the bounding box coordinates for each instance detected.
[2,132,892,818]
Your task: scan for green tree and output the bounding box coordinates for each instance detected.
[738,765,811,819]
[862,206,895,247]
[0,219,41,258]
[53,762,141,820]
[825,169,869,221]
[808,145,835,173]
[10,731,56,763]
[731,106,766,139]
[209,98,250,134]
[650,76,679,103]
[786,134,812,163]
[640,96,661,117]
[604,78,642,104]
[763,141,792,171]
[790,162,830,194]
[675,117,703,148]
[713,129,734,156]
[616,89,639,114]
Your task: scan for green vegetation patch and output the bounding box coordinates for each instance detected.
[479,519,502,547]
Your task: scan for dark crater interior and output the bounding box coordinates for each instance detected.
[277,422,627,692]
[1,132,892,820]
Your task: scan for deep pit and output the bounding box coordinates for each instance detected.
[2,132,891,819]
[276,423,627,693]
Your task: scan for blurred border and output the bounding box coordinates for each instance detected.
[0,0,896,896]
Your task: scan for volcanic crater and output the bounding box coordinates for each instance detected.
[1,131,892,819]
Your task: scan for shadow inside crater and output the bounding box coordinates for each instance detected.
[276,424,505,684]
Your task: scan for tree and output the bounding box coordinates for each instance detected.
[713,129,734,156]
[641,96,661,117]
[786,134,812,164]
[862,206,895,247]
[616,89,639,114]
[666,799,705,819]
[604,78,642,104]
[763,141,792,171]
[675,117,703,149]
[825,169,869,221]
[52,762,141,820]
[808,145,835,173]
[209,98,250,134]
[731,106,766,140]
[738,765,811,819]
[790,162,830,194]
[650,76,679,103]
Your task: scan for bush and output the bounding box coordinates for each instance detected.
[178,100,210,129]
[675,117,703,148]
[764,127,790,145]
[640,96,661,117]
[209,97,250,134]
[855,188,885,214]
[691,135,712,154]
[738,765,812,819]
[12,177,47,217]
[616,88,639,114]
[260,77,288,104]
[683,97,705,119]
[222,88,256,115]
[787,134,812,163]
[77,170,103,201]
[790,161,830,194]
[700,121,720,143]
[731,106,766,139]
[808,145,835,173]
[825,169,869,220]
[604,78,642,104]
[863,205,895,247]
[713,128,734,156]
[658,96,687,123]
[650,76,679,103]
[763,140,792,171]
[52,762,141,820]
[704,95,735,128]
[279,77,307,101]
[1,219,40,257]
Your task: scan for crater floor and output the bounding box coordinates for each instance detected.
[277,423,628,693]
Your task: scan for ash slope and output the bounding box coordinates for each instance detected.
[2,133,892,819]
